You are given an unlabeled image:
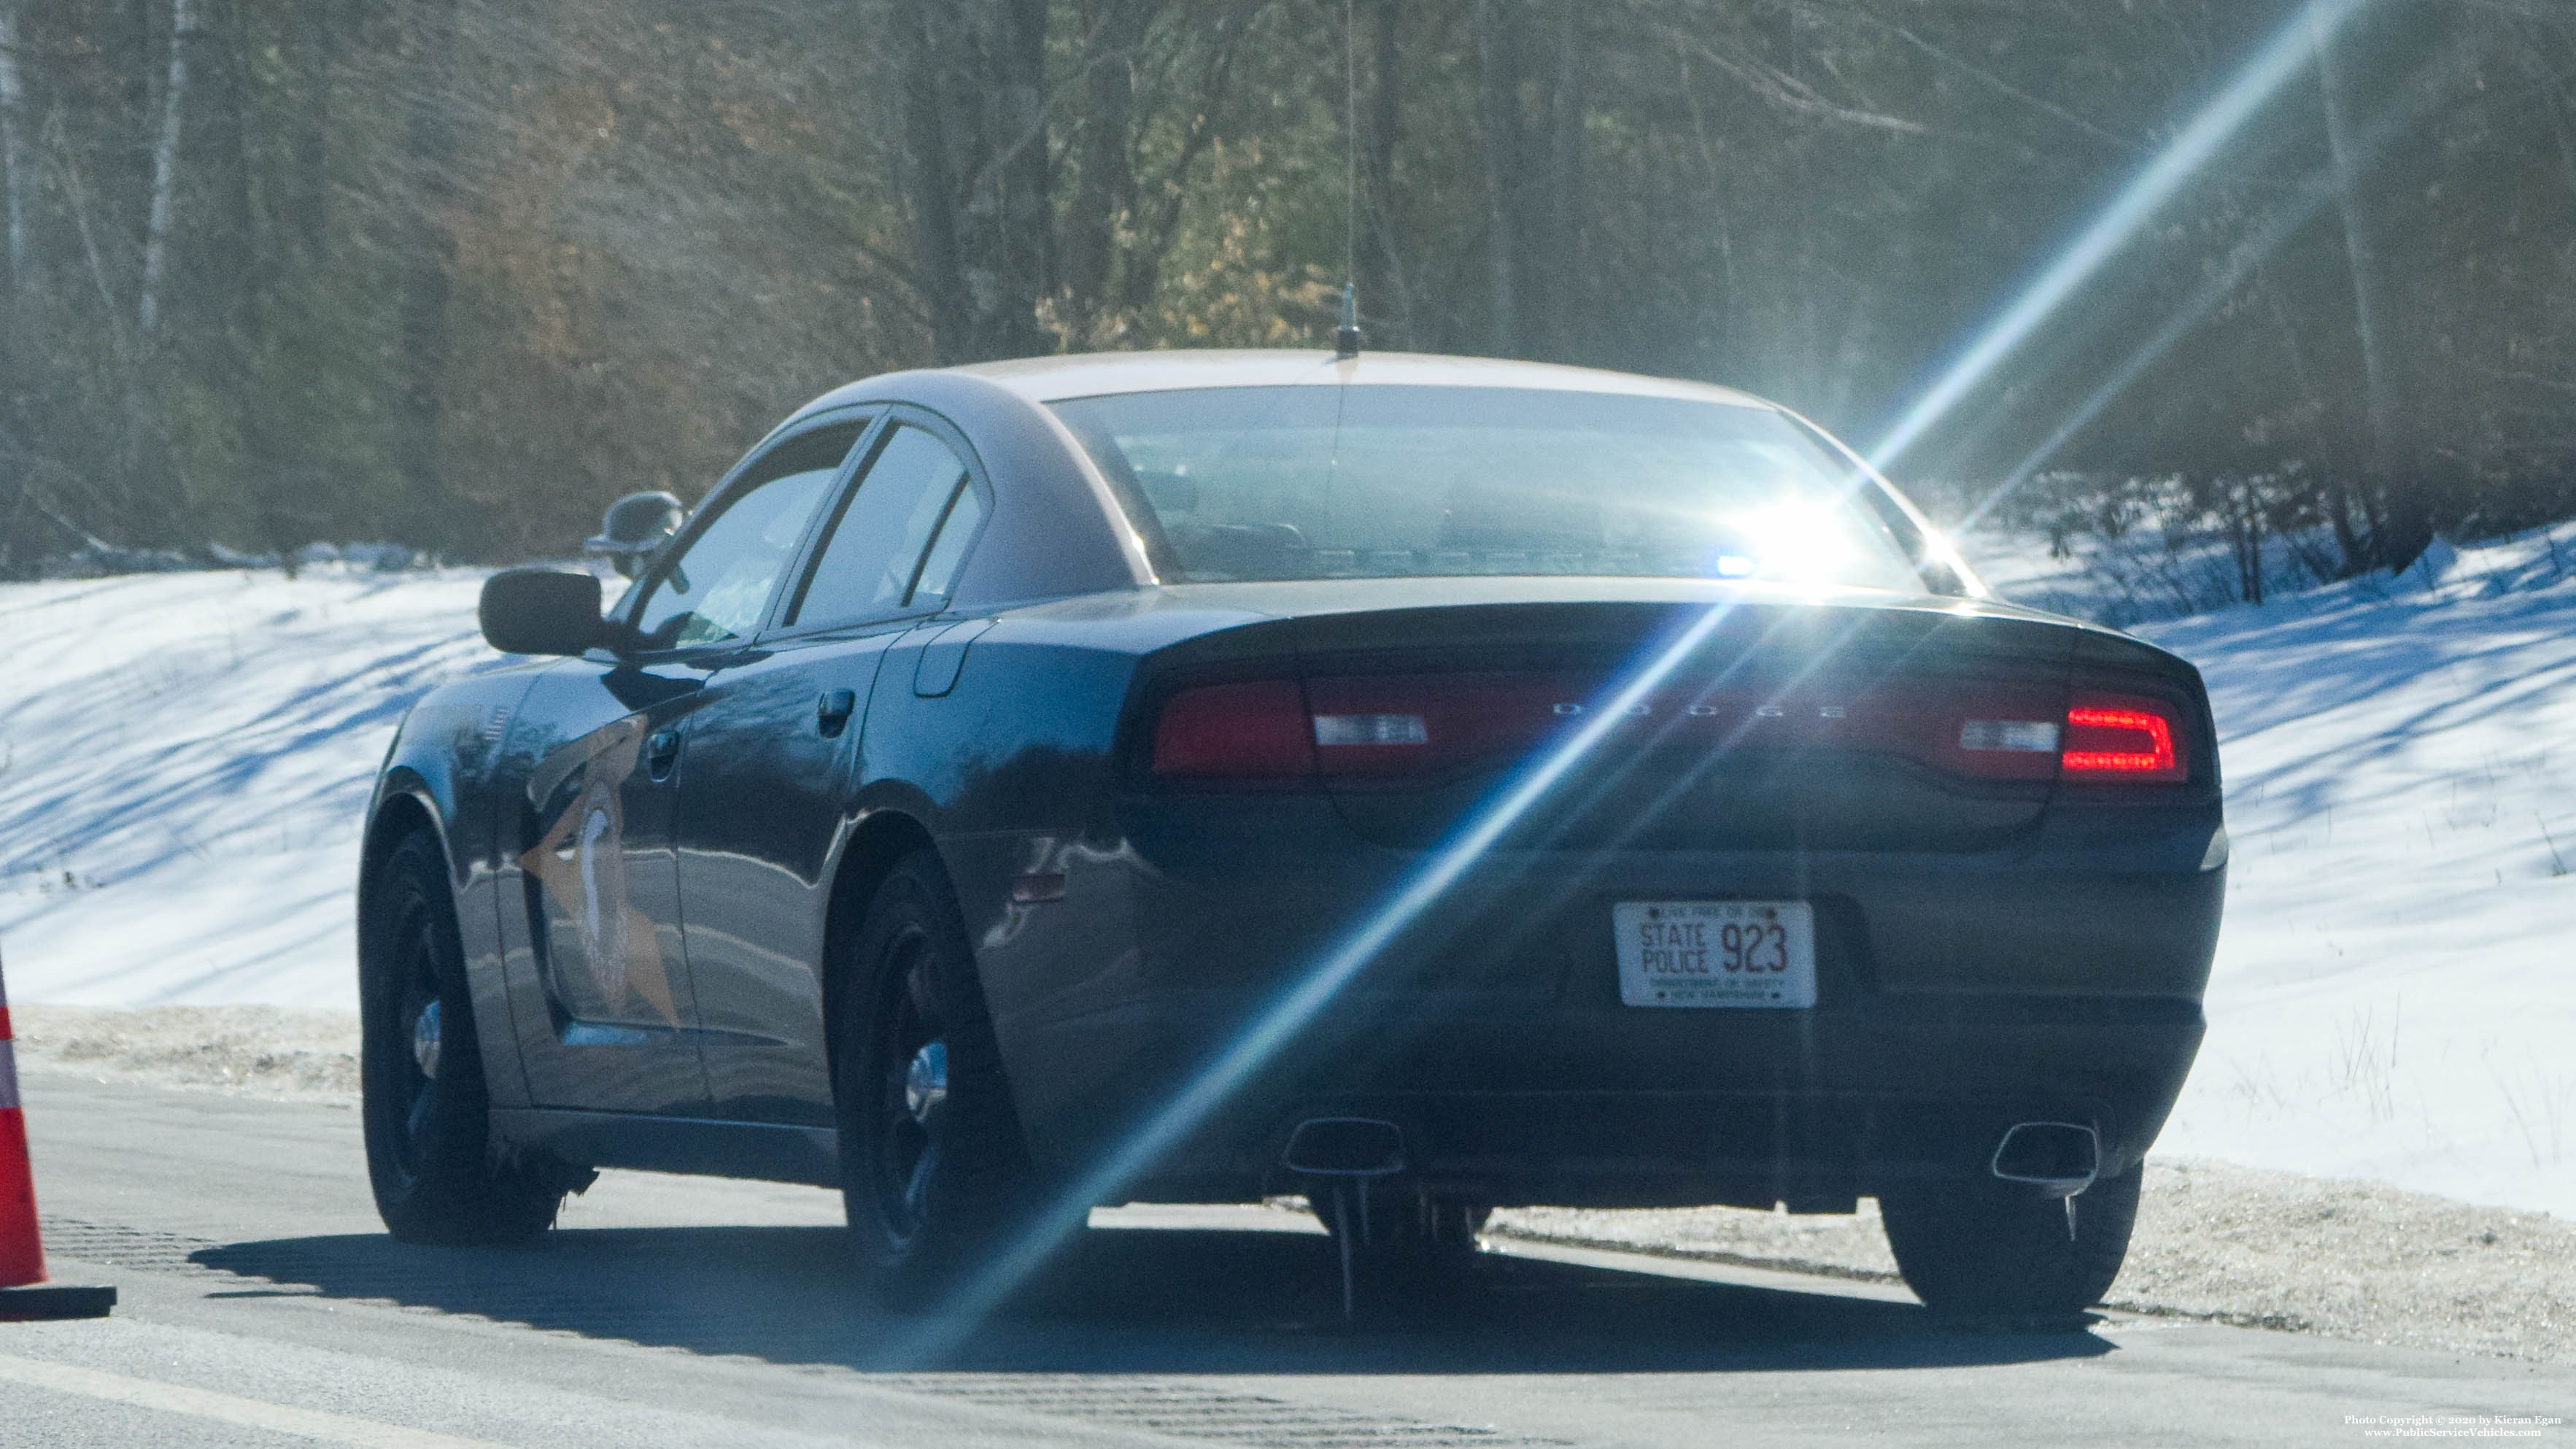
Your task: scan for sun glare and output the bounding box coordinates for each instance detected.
[894,0,2386,1359]
[1868,0,2374,473]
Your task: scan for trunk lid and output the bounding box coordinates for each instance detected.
[1284,598,2078,853]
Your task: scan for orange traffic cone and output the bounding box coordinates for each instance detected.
[0,949,114,1321]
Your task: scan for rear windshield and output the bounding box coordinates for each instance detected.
[1050,385,1923,590]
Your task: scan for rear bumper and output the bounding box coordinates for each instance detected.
[1013,990,2201,1207]
[962,813,2223,1210]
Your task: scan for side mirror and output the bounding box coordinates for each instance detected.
[480,568,603,655]
[584,490,685,579]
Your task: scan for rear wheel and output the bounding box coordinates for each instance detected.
[361,828,571,1245]
[834,852,1033,1304]
[1878,1161,2141,1317]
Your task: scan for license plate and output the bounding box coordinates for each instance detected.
[1614,901,1816,1008]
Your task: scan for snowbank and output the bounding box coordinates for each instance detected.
[2,535,2571,1216]
[0,568,497,1009]
[2119,528,2576,1219]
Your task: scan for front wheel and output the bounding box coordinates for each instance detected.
[1878,1161,2142,1317]
[360,828,573,1245]
[833,852,1033,1305]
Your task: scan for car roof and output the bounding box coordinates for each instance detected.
[800,349,1779,414]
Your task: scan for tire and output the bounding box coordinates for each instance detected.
[833,851,1033,1305]
[360,828,571,1245]
[1878,1160,2142,1318]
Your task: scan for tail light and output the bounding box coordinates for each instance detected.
[2059,692,2187,782]
[1151,680,1315,779]
[1150,673,1579,781]
[1150,673,2190,785]
[1956,690,2189,784]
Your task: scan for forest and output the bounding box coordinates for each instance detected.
[0,0,2572,584]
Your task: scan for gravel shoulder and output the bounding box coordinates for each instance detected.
[15,1005,2569,1363]
[12,1003,362,1103]
[1494,1159,2576,1364]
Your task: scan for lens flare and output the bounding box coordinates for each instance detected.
[892,600,1748,1359]
[1869,0,2373,472]
[889,1,2393,1360]
[1738,503,1858,584]
[1959,53,2444,532]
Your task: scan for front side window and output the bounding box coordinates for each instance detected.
[787,424,975,626]
[1050,385,1921,592]
[629,423,862,650]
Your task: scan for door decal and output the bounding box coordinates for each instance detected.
[520,720,684,1027]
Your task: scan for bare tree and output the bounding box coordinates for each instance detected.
[0,0,28,298]
[1358,0,1409,344]
[1055,0,1160,345]
[1472,0,1520,356]
[1475,0,1587,360]
[1053,0,1261,346]
[136,0,193,344]
[2311,3,2409,567]
[285,0,349,254]
[393,0,461,544]
[892,0,1056,363]
[889,0,1262,360]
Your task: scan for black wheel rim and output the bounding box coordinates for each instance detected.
[870,926,944,1245]
[382,892,446,1189]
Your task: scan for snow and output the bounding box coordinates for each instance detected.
[2114,528,2576,1221]
[1,535,2571,1217]
[0,568,499,1011]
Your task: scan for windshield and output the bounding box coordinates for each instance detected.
[1052,385,1923,591]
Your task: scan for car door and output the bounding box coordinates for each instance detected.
[498,422,863,1116]
[676,411,992,1125]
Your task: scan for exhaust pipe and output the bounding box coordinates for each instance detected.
[1283,1117,1407,1178]
[1989,1121,2100,1197]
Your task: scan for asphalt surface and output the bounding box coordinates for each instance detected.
[4,1074,2569,1448]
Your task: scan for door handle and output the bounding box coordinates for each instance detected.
[646,729,682,781]
[816,689,856,738]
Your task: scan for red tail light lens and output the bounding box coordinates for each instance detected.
[2060,693,2186,781]
[1151,680,1316,779]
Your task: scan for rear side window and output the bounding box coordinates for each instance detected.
[788,425,975,625]
[908,482,985,607]
[629,422,863,650]
[1050,385,1920,591]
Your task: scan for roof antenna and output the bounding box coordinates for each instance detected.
[1334,0,1364,360]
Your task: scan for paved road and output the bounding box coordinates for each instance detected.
[5,1073,2569,1448]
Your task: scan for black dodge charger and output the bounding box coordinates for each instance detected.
[359,349,2224,1315]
